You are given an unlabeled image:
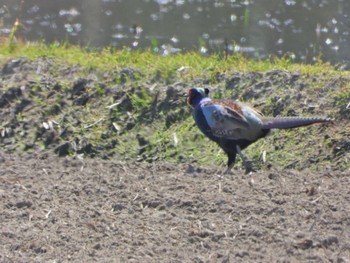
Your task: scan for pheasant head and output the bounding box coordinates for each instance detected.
[187,88,210,108]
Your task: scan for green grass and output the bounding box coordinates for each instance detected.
[0,41,347,82]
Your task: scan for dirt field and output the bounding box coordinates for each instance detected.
[0,153,349,262]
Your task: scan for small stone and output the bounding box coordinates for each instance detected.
[15,201,33,209]
[93,243,102,250]
[186,164,195,174]
[54,142,71,156]
[112,204,125,211]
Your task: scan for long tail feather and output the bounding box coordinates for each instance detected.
[262,116,334,129]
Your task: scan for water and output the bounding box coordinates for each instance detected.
[1,0,350,67]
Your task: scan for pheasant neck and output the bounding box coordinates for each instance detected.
[197,97,212,107]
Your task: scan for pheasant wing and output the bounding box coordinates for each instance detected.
[201,102,250,139]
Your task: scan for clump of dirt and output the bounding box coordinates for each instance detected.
[0,154,349,262]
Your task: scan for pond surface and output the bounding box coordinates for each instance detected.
[1,0,350,67]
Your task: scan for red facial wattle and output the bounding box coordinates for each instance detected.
[187,89,193,106]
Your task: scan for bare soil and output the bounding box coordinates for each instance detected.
[1,153,349,262]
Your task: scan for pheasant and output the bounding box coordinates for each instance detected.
[187,87,333,174]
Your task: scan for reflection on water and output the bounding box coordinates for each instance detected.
[1,0,350,67]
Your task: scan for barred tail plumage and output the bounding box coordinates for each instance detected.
[262,116,334,129]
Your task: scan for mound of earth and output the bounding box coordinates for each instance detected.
[0,57,349,172]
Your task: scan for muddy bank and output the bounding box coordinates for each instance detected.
[0,57,349,172]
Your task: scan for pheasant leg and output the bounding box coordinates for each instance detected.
[236,145,253,174]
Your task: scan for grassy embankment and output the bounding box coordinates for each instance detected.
[0,41,349,172]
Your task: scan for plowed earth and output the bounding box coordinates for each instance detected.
[1,154,349,262]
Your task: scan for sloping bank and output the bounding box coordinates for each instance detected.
[0,47,349,172]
